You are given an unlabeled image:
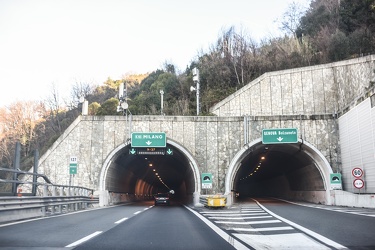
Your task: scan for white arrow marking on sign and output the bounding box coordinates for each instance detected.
[277,137,283,142]
[146,140,152,145]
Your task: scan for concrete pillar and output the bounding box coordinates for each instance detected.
[99,190,109,207]
[42,185,48,216]
[32,150,39,196]
[193,192,200,206]
[12,142,21,196]
[58,187,64,213]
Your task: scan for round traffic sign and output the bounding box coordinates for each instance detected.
[353,179,364,189]
[352,167,363,178]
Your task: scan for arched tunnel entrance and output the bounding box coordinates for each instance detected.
[226,138,333,206]
[99,140,200,206]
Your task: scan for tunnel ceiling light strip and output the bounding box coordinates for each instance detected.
[152,168,171,190]
[240,160,264,181]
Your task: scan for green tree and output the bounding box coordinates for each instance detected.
[97,98,120,115]
[328,30,350,60]
[88,102,101,115]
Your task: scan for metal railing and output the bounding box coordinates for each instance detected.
[0,167,98,223]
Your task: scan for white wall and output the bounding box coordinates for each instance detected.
[338,98,375,193]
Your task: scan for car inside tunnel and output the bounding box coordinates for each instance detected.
[104,143,196,204]
[232,141,327,202]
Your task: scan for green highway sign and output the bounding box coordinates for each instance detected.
[131,132,166,148]
[262,128,298,144]
[69,156,78,175]
[69,164,77,174]
[129,148,137,155]
[202,173,212,189]
[166,148,173,155]
[330,173,342,190]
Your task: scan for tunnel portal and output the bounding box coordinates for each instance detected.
[99,140,199,205]
[227,139,333,205]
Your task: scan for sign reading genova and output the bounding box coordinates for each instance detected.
[131,132,166,148]
[262,128,298,144]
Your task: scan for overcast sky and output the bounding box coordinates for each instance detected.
[0,0,310,107]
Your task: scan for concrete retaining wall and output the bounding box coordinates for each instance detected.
[330,190,375,208]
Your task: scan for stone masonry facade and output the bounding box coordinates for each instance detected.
[38,55,375,194]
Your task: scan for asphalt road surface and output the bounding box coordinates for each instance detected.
[0,201,240,249]
[1,199,375,249]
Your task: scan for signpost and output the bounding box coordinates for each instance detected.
[202,173,212,189]
[352,167,365,190]
[330,173,342,190]
[262,128,298,144]
[353,179,364,189]
[131,132,166,148]
[352,167,363,178]
[69,156,78,175]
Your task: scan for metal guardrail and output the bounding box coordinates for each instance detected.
[0,167,99,223]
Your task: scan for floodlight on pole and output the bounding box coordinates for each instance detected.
[117,82,128,114]
[160,90,164,115]
[191,67,200,115]
[79,95,88,115]
[117,81,132,139]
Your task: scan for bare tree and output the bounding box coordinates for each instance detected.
[70,81,96,108]
[280,1,307,37]
[44,83,64,134]
[0,101,45,168]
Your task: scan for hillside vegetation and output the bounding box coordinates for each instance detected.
[1,0,374,170]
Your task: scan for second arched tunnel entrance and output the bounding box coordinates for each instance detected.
[227,139,332,205]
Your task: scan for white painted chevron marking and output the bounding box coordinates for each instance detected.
[233,233,331,249]
[231,226,294,232]
[215,219,280,225]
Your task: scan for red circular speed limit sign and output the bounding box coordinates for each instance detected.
[353,179,365,189]
[352,167,363,178]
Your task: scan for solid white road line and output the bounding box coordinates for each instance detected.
[65,231,102,248]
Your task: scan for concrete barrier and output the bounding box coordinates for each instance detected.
[330,190,375,208]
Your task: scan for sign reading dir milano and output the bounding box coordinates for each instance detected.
[131,132,166,148]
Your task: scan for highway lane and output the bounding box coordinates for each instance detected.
[0,201,242,249]
[0,202,151,249]
[195,198,375,249]
[255,198,375,249]
[74,202,239,250]
[2,198,373,249]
